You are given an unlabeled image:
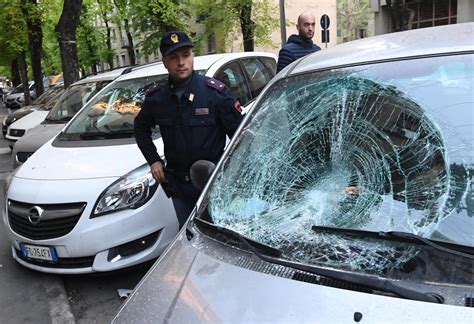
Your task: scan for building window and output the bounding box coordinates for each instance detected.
[407,0,457,29]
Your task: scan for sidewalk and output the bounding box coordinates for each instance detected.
[0,103,75,324]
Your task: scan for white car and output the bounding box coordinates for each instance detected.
[3,52,277,274]
[6,69,127,150]
[113,24,473,323]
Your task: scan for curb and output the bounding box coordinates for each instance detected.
[43,275,76,324]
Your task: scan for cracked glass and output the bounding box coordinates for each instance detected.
[206,53,473,274]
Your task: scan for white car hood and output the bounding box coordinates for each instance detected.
[15,139,163,180]
[8,110,49,130]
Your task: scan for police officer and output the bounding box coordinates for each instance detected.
[134,31,243,228]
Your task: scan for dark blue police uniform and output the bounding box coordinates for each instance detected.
[134,71,243,227]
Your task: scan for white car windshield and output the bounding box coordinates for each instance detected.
[205,53,473,275]
[63,75,168,137]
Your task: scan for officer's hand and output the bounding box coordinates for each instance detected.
[150,161,166,183]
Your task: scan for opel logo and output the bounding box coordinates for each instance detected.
[28,206,44,225]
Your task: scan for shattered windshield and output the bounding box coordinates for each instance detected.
[206,54,473,274]
[64,75,167,136]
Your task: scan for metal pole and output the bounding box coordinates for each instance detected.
[279,0,287,45]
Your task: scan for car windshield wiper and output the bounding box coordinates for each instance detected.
[193,218,443,304]
[79,131,107,139]
[79,130,134,140]
[193,217,282,257]
[311,225,474,260]
[44,117,70,123]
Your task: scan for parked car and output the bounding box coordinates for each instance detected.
[2,52,277,274]
[0,87,7,103]
[6,68,126,152]
[4,81,36,109]
[2,85,64,137]
[113,23,474,323]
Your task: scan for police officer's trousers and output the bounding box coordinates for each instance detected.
[171,182,201,229]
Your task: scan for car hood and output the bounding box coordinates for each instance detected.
[113,230,473,324]
[6,93,24,100]
[14,138,163,180]
[8,110,48,129]
[13,123,65,153]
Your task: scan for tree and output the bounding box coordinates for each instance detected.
[77,1,102,73]
[112,0,135,65]
[55,0,83,87]
[337,0,370,42]
[40,0,64,75]
[21,0,45,97]
[96,0,115,68]
[192,0,277,53]
[0,0,30,100]
[130,0,189,57]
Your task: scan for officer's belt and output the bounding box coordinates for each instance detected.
[165,168,191,183]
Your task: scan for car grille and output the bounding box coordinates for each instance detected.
[8,129,25,137]
[15,249,94,269]
[16,152,33,163]
[7,200,86,240]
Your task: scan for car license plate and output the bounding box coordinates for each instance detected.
[20,243,58,262]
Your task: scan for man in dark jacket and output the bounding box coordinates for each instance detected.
[277,12,321,73]
[134,31,243,228]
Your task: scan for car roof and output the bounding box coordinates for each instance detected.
[115,52,277,81]
[286,22,474,76]
[72,67,128,85]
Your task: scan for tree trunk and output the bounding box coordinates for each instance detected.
[240,3,254,52]
[104,20,114,68]
[10,60,21,87]
[124,18,135,65]
[22,0,45,98]
[97,0,114,68]
[18,52,31,106]
[55,0,83,87]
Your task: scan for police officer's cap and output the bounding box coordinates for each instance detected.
[160,31,194,56]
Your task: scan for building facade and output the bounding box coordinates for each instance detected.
[371,0,474,35]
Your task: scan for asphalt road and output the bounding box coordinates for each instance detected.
[0,102,151,323]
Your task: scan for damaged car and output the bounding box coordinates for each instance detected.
[114,23,474,323]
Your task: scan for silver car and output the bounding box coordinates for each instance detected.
[114,23,474,323]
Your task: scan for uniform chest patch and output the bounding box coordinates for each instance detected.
[195,108,210,115]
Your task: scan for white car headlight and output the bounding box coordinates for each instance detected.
[92,164,158,217]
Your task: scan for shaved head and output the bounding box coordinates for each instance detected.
[297,12,315,25]
[296,12,316,40]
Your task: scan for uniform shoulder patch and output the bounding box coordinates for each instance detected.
[145,84,161,96]
[206,78,226,93]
